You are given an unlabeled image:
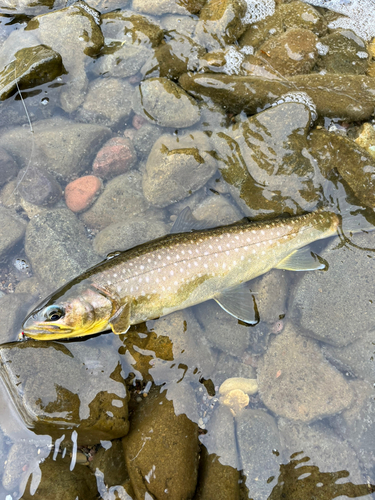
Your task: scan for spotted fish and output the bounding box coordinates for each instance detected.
[22,208,340,340]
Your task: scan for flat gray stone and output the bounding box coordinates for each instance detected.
[25,208,99,288]
[133,78,201,128]
[257,322,354,423]
[290,231,375,347]
[142,132,217,207]
[0,208,26,260]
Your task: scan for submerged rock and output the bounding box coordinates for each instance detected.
[256,28,318,76]
[317,29,369,75]
[93,214,168,256]
[16,166,62,206]
[0,43,64,101]
[81,171,152,230]
[257,322,354,422]
[179,73,375,121]
[64,175,102,213]
[142,132,217,207]
[133,77,201,128]
[0,118,112,180]
[92,137,137,179]
[0,335,129,445]
[78,78,134,128]
[0,148,18,187]
[195,0,247,51]
[0,208,26,261]
[123,388,199,499]
[290,230,375,347]
[25,208,99,287]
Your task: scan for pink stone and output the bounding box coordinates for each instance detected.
[65,175,102,213]
[132,115,147,130]
[92,137,137,179]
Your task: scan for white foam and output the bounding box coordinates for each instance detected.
[224,46,244,75]
[302,0,375,41]
[272,91,318,123]
[243,0,275,25]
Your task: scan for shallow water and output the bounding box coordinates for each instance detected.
[0,0,375,499]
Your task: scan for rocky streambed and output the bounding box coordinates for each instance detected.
[0,0,375,498]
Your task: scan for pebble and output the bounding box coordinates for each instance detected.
[219,377,258,396]
[16,165,62,206]
[355,122,375,158]
[0,208,26,260]
[64,175,102,213]
[92,137,137,180]
[220,389,249,415]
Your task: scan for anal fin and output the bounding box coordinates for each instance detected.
[275,246,327,271]
[109,303,131,335]
[215,283,259,325]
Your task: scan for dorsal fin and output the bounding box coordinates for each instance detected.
[170,207,216,234]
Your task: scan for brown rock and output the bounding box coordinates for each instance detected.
[65,175,102,213]
[123,388,199,499]
[257,322,354,423]
[256,28,318,76]
[93,137,137,179]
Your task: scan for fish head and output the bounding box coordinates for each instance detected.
[22,286,114,341]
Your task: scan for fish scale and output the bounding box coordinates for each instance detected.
[22,210,340,340]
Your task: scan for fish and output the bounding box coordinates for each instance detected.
[22,207,341,341]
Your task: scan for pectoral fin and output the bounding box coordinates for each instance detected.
[215,284,259,325]
[171,206,216,234]
[275,246,327,271]
[109,303,131,335]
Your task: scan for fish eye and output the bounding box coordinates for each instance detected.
[44,305,65,322]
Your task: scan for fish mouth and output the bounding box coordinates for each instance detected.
[22,323,73,336]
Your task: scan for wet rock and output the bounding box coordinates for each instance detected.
[0,208,26,261]
[236,409,281,500]
[322,329,375,386]
[142,33,204,79]
[200,404,238,467]
[256,28,318,76]
[0,148,17,187]
[332,379,375,475]
[149,310,217,387]
[0,118,112,181]
[93,214,168,256]
[219,377,258,396]
[89,439,128,488]
[192,195,242,226]
[94,44,152,79]
[101,11,163,48]
[195,0,247,51]
[290,231,375,347]
[142,132,217,207]
[21,456,98,500]
[25,208,99,287]
[129,122,163,160]
[278,1,327,36]
[194,300,253,358]
[257,322,354,422]
[0,0,65,15]
[195,446,241,500]
[239,8,283,51]
[16,166,62,206]
[64,175,102,213]
[26,3,104,113]
[179,73,375,121]
[317,29,369,75]
[133,77,200,128]
[133,0,189,15]
[81,171,151,230]
[355,122,375,159]
[123,388,199,499]
[92,137,137,179]
[161,15,197,35]
[15,276,46,299]
[0,335,129,445]
[77,78,134,127]
[0,43,63,101]
[278,419,364,484]
[214,351,256,384]
[0,293,32,344]
[212,102,319,216]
